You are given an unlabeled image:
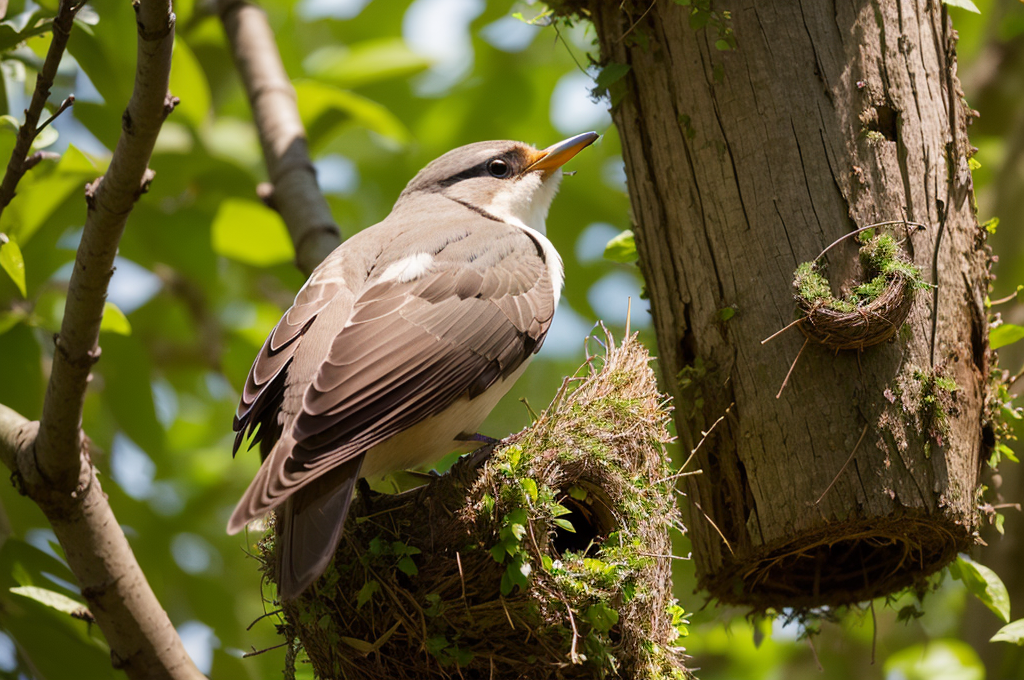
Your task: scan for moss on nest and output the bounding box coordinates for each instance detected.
[793,234,928,350]
[258,330,689,680]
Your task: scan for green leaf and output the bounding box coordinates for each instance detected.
[981,217,999,234]
[339,635,376,654]
[31,122,58,151]
[100,301,131,335]
[991,619,1024,645]
[10,586,90,619]
[0,145,97,244]
[991,324,1024,350]
[568,485,587,501]
[390,541,421,556]
[0,233,26,296]
[211,198,295,266]
[169,38,211,129]
[396,556,418,576]
[595,63,631,90]
[549,502,571,517]
[553,518,575,533]
[0,9,55,52]
[584,602,619,633]
[951,555,1010,623]
[967,157,982,170]
[943,0,981,13]
[604,229,637,263]
[356,579,380,608]
[295,81,411,151]
[521,477,538,502]
[303,38,432,89]
[718,306,736,321]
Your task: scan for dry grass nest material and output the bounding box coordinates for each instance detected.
[701,512,973,610]
[793,234,926,351]
[260,329,690,680]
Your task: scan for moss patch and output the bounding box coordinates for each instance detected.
[791,234,927,350]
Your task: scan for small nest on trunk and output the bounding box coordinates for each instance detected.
[259,330,690,679]
[793,234,925,351]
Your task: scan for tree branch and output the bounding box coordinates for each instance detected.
[0,0,81,217]
[0,405,205,680]
[34,0,179,491]
[216,0,341,276]
[0,0,207,677]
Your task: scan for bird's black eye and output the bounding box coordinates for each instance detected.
[487,158,512,178]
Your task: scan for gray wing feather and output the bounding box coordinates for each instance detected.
[229,221,555,538]
[232,275,343,455]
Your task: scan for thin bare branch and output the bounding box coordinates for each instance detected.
[0,0,81,217]
[36,94,75,134]
[216,0,341,276]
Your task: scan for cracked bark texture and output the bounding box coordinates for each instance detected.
[582,0,989,607]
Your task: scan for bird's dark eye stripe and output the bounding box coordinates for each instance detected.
[438,155,520,187]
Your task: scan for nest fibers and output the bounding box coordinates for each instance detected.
[793,234,926,351]
[259,329,690,680]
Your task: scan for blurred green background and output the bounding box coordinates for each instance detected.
[0,0,1021,678]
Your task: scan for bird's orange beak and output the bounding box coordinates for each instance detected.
[525,131,600,178]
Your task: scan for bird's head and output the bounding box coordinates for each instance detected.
[400,131,599,234]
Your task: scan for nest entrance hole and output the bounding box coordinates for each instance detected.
[705,515,971,609]
[552,480,619,556]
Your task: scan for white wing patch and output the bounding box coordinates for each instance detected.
[378,252,434,284]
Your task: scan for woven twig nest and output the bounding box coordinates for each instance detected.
[793,234,924,351]
[260,330,690,680]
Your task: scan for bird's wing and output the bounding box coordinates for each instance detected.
[231,223,556,524]
[231,264,348,457]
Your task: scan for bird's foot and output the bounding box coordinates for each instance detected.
[456,432,499,447]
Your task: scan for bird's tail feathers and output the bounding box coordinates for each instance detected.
[276,453,364,601]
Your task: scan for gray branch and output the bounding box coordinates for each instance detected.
[217,0,342,276]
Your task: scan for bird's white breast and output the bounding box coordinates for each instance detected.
[480,171,565,304]
[361,358,533,481]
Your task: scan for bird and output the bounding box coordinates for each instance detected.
[227,131,599,600]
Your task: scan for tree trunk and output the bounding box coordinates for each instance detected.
[576,0,990,608]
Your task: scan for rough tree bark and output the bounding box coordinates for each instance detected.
[571,0,990,607]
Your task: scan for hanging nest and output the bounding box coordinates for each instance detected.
[793,234,926,351]
[258,330,690,680]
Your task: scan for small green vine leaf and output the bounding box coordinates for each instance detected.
[604,229,637,263]
[942,0,981,13]
[991,324,1024,350]
[950,555,1011,623]
[991,619,1024,645]
[0,233,26,297]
